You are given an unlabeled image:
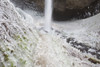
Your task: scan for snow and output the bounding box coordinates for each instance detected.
[0,0,100,67]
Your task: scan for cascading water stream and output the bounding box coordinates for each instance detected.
[44,0,53,32]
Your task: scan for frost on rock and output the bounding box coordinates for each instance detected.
[0,0,100,67]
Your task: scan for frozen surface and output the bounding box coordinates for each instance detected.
[0,0,100,67]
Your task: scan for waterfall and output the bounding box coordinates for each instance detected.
[44,0,53,32]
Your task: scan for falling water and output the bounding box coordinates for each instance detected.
[44,0,53,32]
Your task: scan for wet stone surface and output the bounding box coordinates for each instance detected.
[38,26,100,64]
[39,27,100,61]
[10,0,100,21]
[66,37,100,59]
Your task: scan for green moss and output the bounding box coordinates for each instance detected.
[0,47,5,53]
[22,35,29,42]
[1,62,5,67]
[22,35,26,40]
[24,46,28,50]
[14,34,29,42]
[18,43,23,48]
[24,31,26,34]
[7,61,16,67]
[11,62,14,67]
[6,48,10,51]
[13,35,22,41]
[88,58,100,64]
[3,54,9,61]
[19,58,26,64]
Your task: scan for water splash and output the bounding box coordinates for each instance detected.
[44,0,53,32]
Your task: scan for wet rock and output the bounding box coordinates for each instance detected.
[53,0,100,21]
[52,28,100,60]
[54,0,95,10]
[10,0,100,21]
[66,37,100,59]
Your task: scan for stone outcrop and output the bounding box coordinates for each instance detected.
[19,0,95,10]
[54,0,95,10]
[53,0,100,21]
[11,0,100,21]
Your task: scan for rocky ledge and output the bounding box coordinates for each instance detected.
[11,0,100,21]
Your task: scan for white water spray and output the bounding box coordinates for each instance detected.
[44,0,53,32]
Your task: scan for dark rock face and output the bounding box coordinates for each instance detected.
[54,0,95,10]
[53,0,100,21]
[10,0,100,21]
